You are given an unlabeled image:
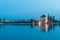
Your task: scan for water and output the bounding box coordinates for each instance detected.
[0,24,60,40]
[0,0,60,40]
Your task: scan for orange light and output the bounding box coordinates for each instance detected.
[45,24,49,31]
[38,21,41,26]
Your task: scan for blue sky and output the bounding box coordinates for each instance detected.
[0,0,60,19]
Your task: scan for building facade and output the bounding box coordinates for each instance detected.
[40,15,48,24]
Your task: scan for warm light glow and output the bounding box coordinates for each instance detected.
[45,24,49,31]
[38,21,41,26]
[45,17,48,23]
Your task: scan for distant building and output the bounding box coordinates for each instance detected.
[40,15,48,24]
[48,14,55,23]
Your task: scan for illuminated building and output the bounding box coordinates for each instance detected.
[40,15,48,24]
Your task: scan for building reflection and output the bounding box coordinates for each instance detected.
[0,14,59,32]
[0,23,59,32]
[35,14,56,32]
[38,24,53,32]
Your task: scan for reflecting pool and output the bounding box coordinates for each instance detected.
[0,24,60,40]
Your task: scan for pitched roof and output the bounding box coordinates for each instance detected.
[41,15,46,17]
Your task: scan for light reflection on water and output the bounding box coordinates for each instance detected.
[0,24,60,40]
[0,24,59,32]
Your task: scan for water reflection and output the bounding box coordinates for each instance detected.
[0,23,59,32]
[38,24,53,32]
[38,23,60,32]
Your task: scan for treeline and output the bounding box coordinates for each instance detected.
[0,18,38,23]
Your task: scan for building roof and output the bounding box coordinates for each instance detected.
[41,15,46,17]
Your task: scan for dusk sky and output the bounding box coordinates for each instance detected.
[0,0,60,19]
